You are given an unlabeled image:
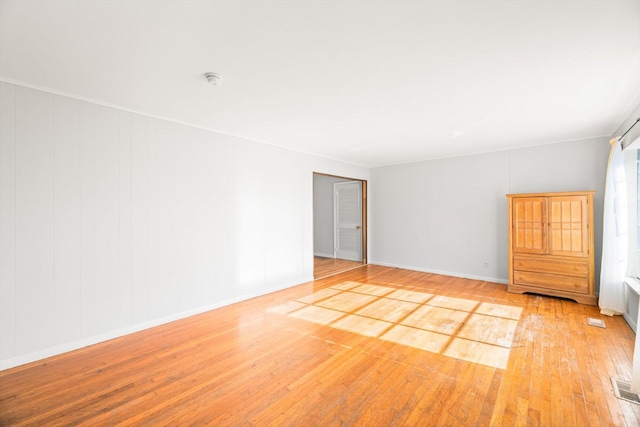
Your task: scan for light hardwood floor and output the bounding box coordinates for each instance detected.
[314,256,364,278]
[1,265,639,426]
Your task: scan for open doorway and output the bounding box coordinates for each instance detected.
[313,173,367,278]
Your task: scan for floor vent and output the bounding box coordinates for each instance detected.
[587,317,606,328]
[612,378,640,404]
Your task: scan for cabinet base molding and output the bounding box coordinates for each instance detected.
[507,283,597,306]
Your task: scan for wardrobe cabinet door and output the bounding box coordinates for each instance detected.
[548,196,590,258]
[512,197,547,255]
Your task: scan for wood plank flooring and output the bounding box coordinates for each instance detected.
[314,256,363,278]
[1,265,639,426]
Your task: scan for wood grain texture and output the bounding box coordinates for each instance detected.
[508,191,596,305]
[1,265,638,426]
[314,256,363,278]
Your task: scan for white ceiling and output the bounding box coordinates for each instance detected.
[1,0,639,167]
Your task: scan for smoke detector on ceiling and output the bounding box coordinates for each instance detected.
[204,72,222,86]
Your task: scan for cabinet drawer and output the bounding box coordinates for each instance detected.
[513,270,589,294]
[513,256,588,277]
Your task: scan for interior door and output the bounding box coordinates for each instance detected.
[334,181,362,261]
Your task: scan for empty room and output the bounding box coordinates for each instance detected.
[2,1,640,425]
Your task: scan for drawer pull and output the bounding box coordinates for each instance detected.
[575,283,581,287]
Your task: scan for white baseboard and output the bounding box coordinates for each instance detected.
[1,263,509,371]
[624,312,637,333]
[368,260,508,285]
[314,252,334,258]
[0,276,312,371]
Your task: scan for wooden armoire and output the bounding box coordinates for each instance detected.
[506,191,596,305]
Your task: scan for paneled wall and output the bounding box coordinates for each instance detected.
[0,82,369,369]
[313,174,353,257]
[369,139,609,285]
[1,79,620,369]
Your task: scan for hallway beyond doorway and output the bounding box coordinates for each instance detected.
[314,256,364,279]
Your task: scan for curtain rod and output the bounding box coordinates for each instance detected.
[621,117,640,141]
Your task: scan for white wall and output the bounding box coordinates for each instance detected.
[313,174,352,257]
[370,138,609,285]
[0,82,369,369]
[1,79,624,369]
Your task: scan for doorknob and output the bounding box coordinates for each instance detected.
[356,225,361,229]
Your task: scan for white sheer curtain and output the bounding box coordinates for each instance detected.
[599,137,628,316]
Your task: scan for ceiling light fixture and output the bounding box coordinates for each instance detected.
[204,72,222,86]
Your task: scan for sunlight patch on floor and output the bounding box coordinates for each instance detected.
[270,281,523,369]
[330,281,362,291]
[457,314,519,348]
[332,314,393,337]
[427,295,480,312]
[445,338,512,369]
[356,298,419,323]
[350,283,396,297]
[294,288,342,304]
[385,289,433,304]
[381,324,449,353]
[402,305,468,335]
[289,305,344,325]
[316,292,378,312]
[476,302,522,320]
